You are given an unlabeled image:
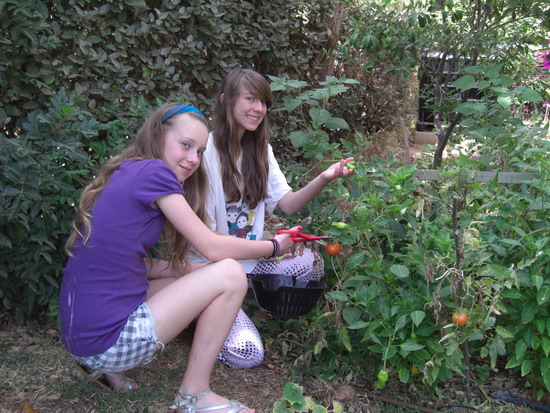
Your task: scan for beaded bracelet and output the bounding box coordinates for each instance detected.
[264,238,280,259]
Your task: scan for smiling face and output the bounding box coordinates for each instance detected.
[231,83,268,139]
[162,114,208,183]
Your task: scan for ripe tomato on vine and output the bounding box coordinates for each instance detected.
[452,312,468,326]
[325,243,341,256]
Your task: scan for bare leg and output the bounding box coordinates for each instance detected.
[146,258,253,412]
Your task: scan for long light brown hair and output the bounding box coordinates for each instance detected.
[65,103,209,275]
[212,68,273,209]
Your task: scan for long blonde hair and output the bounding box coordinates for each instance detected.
[212,68,273,209]
[65,103,209,275]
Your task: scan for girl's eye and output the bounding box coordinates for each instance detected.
[181,142,190,148]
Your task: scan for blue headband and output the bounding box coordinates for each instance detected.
[161,105,205,123]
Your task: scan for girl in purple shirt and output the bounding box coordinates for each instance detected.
[59,104,295,413]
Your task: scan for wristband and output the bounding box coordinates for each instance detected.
[264,238,280,259]
[272,238,280,257]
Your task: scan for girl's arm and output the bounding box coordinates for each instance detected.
[156,193,295,262]
[277,157,355,215]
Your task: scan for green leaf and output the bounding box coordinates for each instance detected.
[324,117,350,130]
[515,339,528,359]
[390,264,409,278]
[541,337,550,356]
[348,320,370,329]
[495,326,514,339]
[344,252,365,271]
[342,307,361,325]
[537,286,550,305]
[455,102,486,115]
[314,341,324,355]
[272,400,292,413]
[520,88,543,103]
[400,340,424,351]
[327,291,348,301]
[309,108,331,128]
[505,354,522,369]
[452,75,476,91]
[282,96,303,112]
[410,311,426,327]
[534,320,546,334]
[497,95,513,108]
[289,131,314,148]
[502,289,524,299]
[399,366,410,383]
[338,327,352,352]
[395,314,408,332]
[544,371,550,392]
[521,360,533,376]
[283,382,304,404]
[521,302,538,324]
[124,0,147,7]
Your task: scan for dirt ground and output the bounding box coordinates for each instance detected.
[1,308,549,413]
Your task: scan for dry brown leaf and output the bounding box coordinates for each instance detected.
[20,400,36,413]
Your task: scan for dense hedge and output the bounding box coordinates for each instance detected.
[1,0,333,133]
[0,0,336,318]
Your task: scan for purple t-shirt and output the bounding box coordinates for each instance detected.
[59,159,183,357]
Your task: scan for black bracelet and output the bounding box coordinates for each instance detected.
[264,238,280,259]
[272,238,280,257]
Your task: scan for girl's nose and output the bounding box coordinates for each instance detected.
[187,150,199,164]
[253,100,266,112]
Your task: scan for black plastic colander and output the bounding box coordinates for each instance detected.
[248,273,327,319]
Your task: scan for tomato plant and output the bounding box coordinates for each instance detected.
[452,312,468,327]
[325,243,341,256]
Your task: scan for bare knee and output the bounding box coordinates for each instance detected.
[218,259,248,293]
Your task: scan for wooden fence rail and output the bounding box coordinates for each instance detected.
[409,170,540,184]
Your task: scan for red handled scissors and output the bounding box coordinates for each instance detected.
[276,229,332,243]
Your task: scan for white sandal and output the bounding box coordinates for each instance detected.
[169,388,251,412]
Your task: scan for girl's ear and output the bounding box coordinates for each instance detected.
[219,93,225,105]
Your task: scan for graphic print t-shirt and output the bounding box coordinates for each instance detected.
[189,133,291,272]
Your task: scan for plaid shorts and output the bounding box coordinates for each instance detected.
[77,302,163,373]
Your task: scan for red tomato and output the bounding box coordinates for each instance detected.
[325,243,341,256]
[452,312,468,326]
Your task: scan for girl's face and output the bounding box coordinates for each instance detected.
[163,115,208,183]
[231,83,268,138]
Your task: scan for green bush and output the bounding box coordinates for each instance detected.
[0,89,152,318]
[0,0,333,137]
[1,90,95,317]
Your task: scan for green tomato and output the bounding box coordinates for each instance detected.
[377,369,389,389]
[331,222,349,230]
